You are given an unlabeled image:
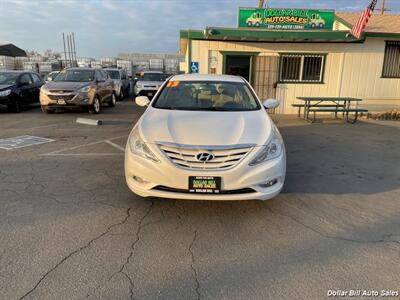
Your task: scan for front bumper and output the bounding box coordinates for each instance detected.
[124,145,286,201]
[40,92,92,107]
[0,96,11,106]
[134,87,159,98]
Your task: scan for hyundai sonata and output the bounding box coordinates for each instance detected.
[125,74,286,201]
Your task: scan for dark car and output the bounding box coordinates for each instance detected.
[0,70,45,112]
[40,68,115,114]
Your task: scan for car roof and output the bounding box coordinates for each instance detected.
[0,70,33,74]
[65,67,94,71]
[142,71,164,74]
[169,74,245,83]
[104,68,120,71]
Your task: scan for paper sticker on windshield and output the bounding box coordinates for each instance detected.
[167,81,180,88]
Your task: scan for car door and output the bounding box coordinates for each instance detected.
[29,73,44,103]
[101,70,113,101]
[121,70,128,91]
[95,70,106,103]
[18,73,34,103]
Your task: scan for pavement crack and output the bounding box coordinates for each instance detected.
[107,201,154,300]
[189,230,200,300]
[19,208,132,300]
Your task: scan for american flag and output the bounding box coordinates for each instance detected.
[350,0,378,39]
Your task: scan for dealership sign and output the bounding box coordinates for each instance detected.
[238,8,334,30]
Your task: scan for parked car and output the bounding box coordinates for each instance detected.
[104,68,130,100]
[0,70,45,112]
[125,74,286,201]
[133,71,166,99]
[40,68,115,114]
[45,71,60,82]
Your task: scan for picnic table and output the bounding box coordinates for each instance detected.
[293,97,368,124]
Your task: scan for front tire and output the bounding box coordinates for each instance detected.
[9,101,22,113]
[41,105,54,114]
[89,96,101,114]
[109,93,116,107]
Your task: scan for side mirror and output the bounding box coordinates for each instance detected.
[263,98,280,109]
[135,96,150,107]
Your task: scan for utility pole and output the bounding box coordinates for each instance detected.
[258,0,264,8]
[62,33,67,68]
[381,0,385,15]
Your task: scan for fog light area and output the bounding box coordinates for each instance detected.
[133,175,149,184]
[258,179,278,188]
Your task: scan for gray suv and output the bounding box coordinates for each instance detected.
[40,68,116,114]
[104,68,130,100]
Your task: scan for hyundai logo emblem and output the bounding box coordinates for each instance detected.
[196,152,215,162]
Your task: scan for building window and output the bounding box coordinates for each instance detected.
[279,54,325,83]
[382,41,400,78]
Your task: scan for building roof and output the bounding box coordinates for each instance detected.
[0,44,27,57]
[180,12,400,55]
[336,13,400,34]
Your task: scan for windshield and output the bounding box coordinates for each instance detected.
[139,73,165,82]
[106,70,120,79]
[54,70,95,82]
[0,73,19,85]
[153,81,260,111]
[47,72,59,81]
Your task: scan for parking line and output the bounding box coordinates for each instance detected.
[105,140,125,152]
[40,135,127,156]
[43,153,123,156]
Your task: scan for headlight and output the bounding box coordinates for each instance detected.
[128,127,160,163]
[136,84,143,89]
[0,89,11,97]
[78,86,90,93]
[40,85,50,94]
[249,126,283,166]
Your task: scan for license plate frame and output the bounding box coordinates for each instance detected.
[188,176,221,194]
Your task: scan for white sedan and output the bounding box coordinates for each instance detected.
[125,74,286,201]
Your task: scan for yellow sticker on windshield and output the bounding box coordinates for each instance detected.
[167,81,180,88]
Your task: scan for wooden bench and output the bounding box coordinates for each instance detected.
[307,108,368,123]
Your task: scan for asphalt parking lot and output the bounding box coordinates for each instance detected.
[1,102,400,300]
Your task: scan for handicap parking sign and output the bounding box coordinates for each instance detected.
[190,61,199,73]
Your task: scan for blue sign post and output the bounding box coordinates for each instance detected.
[190,61,199,73]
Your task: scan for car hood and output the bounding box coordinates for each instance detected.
[138,108,272,146]
[45,81,91,90]
[0,84,14,91]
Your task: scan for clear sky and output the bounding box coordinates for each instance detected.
[0,0,399,58]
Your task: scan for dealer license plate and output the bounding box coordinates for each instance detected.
[57,99,66,105]
[188,176,221,194]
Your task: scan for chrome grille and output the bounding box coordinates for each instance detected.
[48,94,75,101]
[49,90,74,93]
[159,143,254,170]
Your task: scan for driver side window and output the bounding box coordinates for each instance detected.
[95,71,104,82]
[19,74,32,85]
